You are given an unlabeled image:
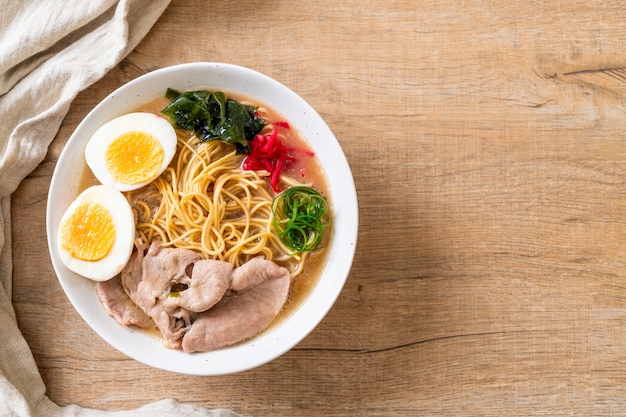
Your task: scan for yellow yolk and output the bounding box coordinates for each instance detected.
[104,131,164,185]
[60,201,115,262]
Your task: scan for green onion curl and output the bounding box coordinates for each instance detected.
[271,186,330,253]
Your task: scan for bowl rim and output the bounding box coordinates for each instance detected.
[46,62,358,375]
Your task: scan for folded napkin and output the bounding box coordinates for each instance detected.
[0,1,244,416]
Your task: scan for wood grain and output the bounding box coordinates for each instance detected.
[11,0,626,415]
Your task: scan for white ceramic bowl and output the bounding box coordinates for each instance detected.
[46,62,358,375]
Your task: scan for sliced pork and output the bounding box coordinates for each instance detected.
[230,256,291,292]
[135,242,202,312]
[96,275,152,329]
[119,239,149,301]
[98,239,292,353]
[181,273,291,353]
[153,307,194,350]
[125,242,232,349]
[164,259,233,312]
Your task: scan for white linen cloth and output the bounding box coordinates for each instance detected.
[0,1,244,416]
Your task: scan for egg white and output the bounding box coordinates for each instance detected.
[57,185,135,282]
[85,112,177,192]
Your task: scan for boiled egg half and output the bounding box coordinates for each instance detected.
[85,112,177,192]
[57,185,135,281]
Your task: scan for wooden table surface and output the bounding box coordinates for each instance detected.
[10,1,626,415]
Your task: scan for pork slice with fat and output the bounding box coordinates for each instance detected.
[131,242,203,348]
[153,307,194,350]
[182,268,290,353]
[164,259,233,312]
[230,256,290,292]
[135,241,202,312]
[96,275,152,329]
[119,239,149,302]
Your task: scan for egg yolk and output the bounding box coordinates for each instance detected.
[60,202,115,261]
[105,131,164,185]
